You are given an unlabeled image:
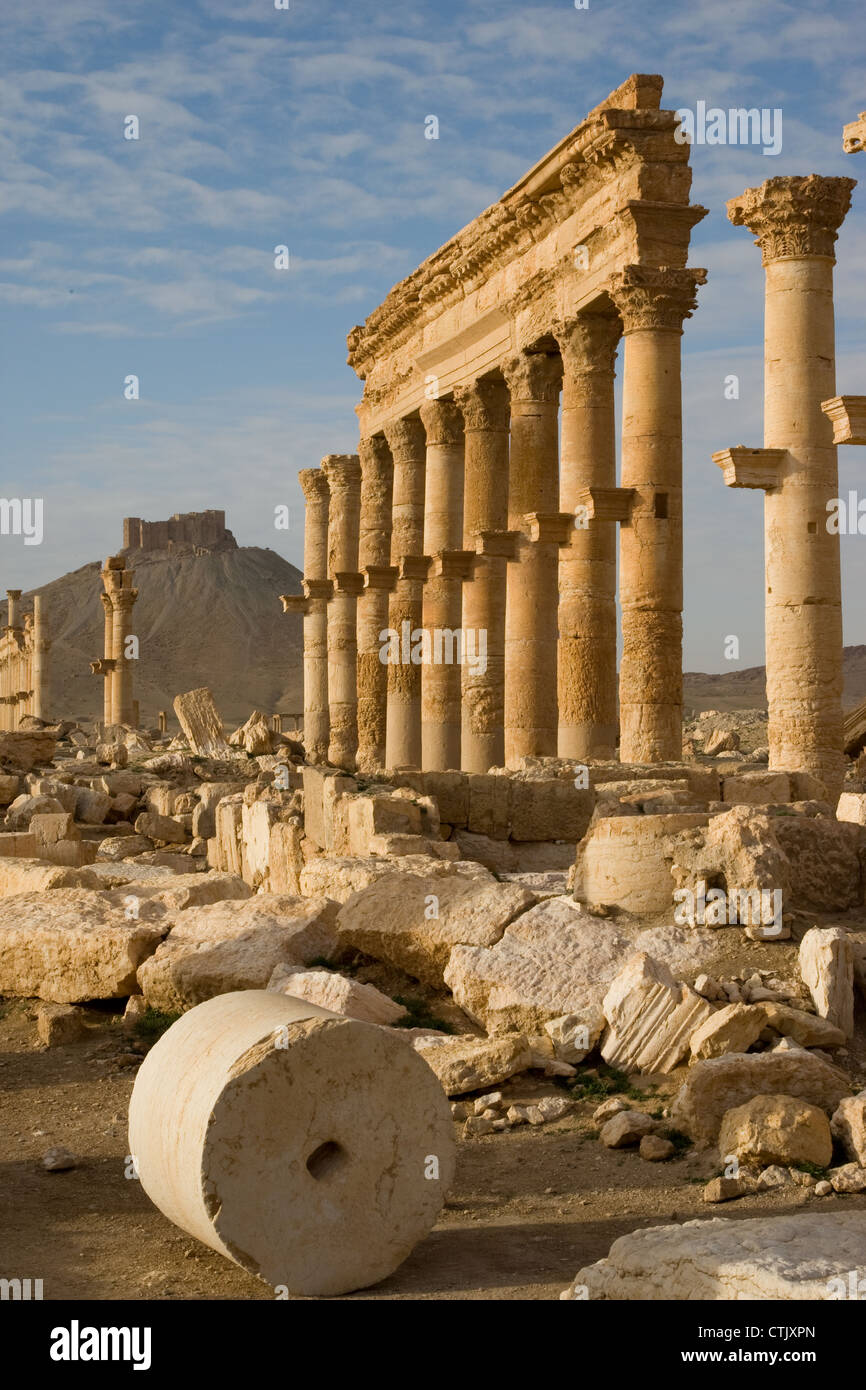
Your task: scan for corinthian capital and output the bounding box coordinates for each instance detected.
[299,468,331,505]
[727,175,855,265]
[420,397,464,447]
[383,415,426,464]
[607,265,707,334]
[553,313,621,375]
[502,351,562,404]
[321,453,361,493]
[454,376,510,433]
[358,434,393,485]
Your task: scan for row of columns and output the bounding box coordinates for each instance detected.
[287,265,706,774]
[0,591,49,729]
[91,555,138,728]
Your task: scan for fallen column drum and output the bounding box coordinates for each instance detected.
[128,990,456,1297]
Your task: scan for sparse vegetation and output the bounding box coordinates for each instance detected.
[392,996,455,1034]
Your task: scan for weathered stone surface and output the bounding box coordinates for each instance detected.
[134,810,188,845]
[411,1033,533,1096]
[5,794,65,829]
[601,953,714,1074]
[830,1091,866,1165]
[0,774,20,806]
[73,787,111,825]
[689,1003,767,1061]
[574,815,707,914]
[0,731,57,771]
[0,832,37,859]
[671,807,789,924]
[173,688,232,758]
[761,1001,846,1048]
[95,834,154,862]
[337,870,534,987]
[718,1093,833,1169]
[0,858,102,897]
[563,1213,866,1300]
[0,889,165,1001]
[703,1176,749,1203]
[445,898,631,1036]
[137,895,339,1011]
[836,792,866,826]
[829,1164,866,1193]
[640,1135,674,1161]
[671,1051,851,1146]
[191,782,238,840]
[600,1110,655,1148]
[267,964,407,1025]
[36,1001,89,1046]
[722,771,790,805]
[799,927,855,1036]
[774,817,862,912]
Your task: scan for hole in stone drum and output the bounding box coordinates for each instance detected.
[305,1140,348,1181]
[807,521,817,534]
[654,492,669,519]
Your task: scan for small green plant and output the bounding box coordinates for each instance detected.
[392,996,455,1034]
[792,1160,830,1179]
[660,1127,692,1155]
[568,1064,648,1102]
[306,956,334,970]
[133,1007,182,1040]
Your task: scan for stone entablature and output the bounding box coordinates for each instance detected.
[348,73,706,437]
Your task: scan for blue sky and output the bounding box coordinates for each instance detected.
[1,0,864,672]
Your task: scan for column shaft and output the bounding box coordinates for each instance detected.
[356,436,393,773]
[298,469,331,763]
[322,454,362,769]
[384,417,426,770]
[420,399,465,771]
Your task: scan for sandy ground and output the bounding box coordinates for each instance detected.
[3,997,864,1302]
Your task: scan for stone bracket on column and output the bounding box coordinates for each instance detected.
[333,572,365,596]
[397,555,432,581]
[280,594,310,615]
[822,396,866,446]
[574,486,637,523]
[430,550,476,580]
[843,113,866,154]
[90,658,116,676]
[525,512,576,544]
[474,530,520,560]
[304,579,334,601]
[713,446,788,490]
[363,564,399,591]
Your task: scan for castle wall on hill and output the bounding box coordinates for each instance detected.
[122,510,235,552]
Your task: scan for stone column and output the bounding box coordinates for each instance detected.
[608,266,705,764]
[31,595,48,720]
[555,314,621,760]
[727,176,855,799]
[419,398,465,771]
[6,591,21,730]
[454,377,510,773]
[383,416,426,770]
[106,563,138,727]
[298,468,331,763]
[502,352,562,764]
[356,435,394,773]
[158,710,168,734]
[322,454,362,769]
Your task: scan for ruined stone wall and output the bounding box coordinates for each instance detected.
[123,510,235,553]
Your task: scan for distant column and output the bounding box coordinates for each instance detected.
[6,591,22,730]
[322,454,362,769]
[102,558,138,727]
[383,416,426,770]
[31,595,49,720]
[419,398,465,771]
[356,435,394,773]
[502,352,562,763]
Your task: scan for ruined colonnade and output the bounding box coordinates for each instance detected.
[0,590,49,730]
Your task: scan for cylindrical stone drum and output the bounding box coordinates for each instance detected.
[128,990,456,1297]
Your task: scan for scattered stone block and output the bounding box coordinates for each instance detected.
[799,927,855,1036]
[718,1093,833,1169]
[268,964,407,1025]
[702,1176,748,1203]
[134,810,188,845]
[640,1135,674,1162]
[831,1092,866,1165]
[689,1002,767,1061]
[173,688,232,758]
[600,1110,655,1148]
[829,1164,866,1193]
[36,1002,89,1046]
[600,952,714,1074]
[574,814,708,914]
[411,1033,533,1096]
[671,1050,850,1146]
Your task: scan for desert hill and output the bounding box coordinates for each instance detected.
[683,646,866,714]
[1,543,304,728]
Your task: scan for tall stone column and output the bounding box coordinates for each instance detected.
[100,592,114,726]
[290,468,332,764]
[31,595,48,721]
[555,314,621,760]
[322,454,362,769]
[356,435,394,773]
[721,176,855,799]
[106,563,138,727]
[608,266,705,764]
[454,377,510,773]
[6,591,22,730]
[383,416,426,770]
[502,352,562,764]
[419,398,465,771]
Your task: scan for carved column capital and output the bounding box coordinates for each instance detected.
[299,467,331,505]
[607,265,707,334]
[454,376,510,432]
[419,397,464,447]
[320,453,361,492]
[358,434,393,484]
[727,175,855,265]
[383,415,426,463]
[553,313,621,375]
[502,351,562,403]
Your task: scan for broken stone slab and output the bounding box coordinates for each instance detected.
[173,688,232,759]
[671,1051,851,1147]
[0,889,165,1002]
[0,858,103,897]
[836,791,866,826]
[73,787,111,825]
[336,869,535,988]
[36,1001,89,1047]
[5,794,65,829]
[718,1093,833,1170]
[831,1092,866,1165]
[136,895,340,1012]
[268,964,407,1026]
[600,1110,655,1148]
[563,1212,866,1300]
[95,834,154,862]
[574,814,708,914]
[774,816,862,912]
[297,854,399,902]
[600,952,714,1074]
[444,897,631,1036]
[0,832,38,859]
[104,871,252,918]
[670,807,790,923]
[134,810,189,845]
[760,1001,846,1048]
[0,731,57,771]
[0,773,20,806]
[128,990,455,1297]
[799,927,855,1037]
[689,1003,768,1061]
[410,1033,533,1096]
[721,770,791,805]
[630,925,733,982]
